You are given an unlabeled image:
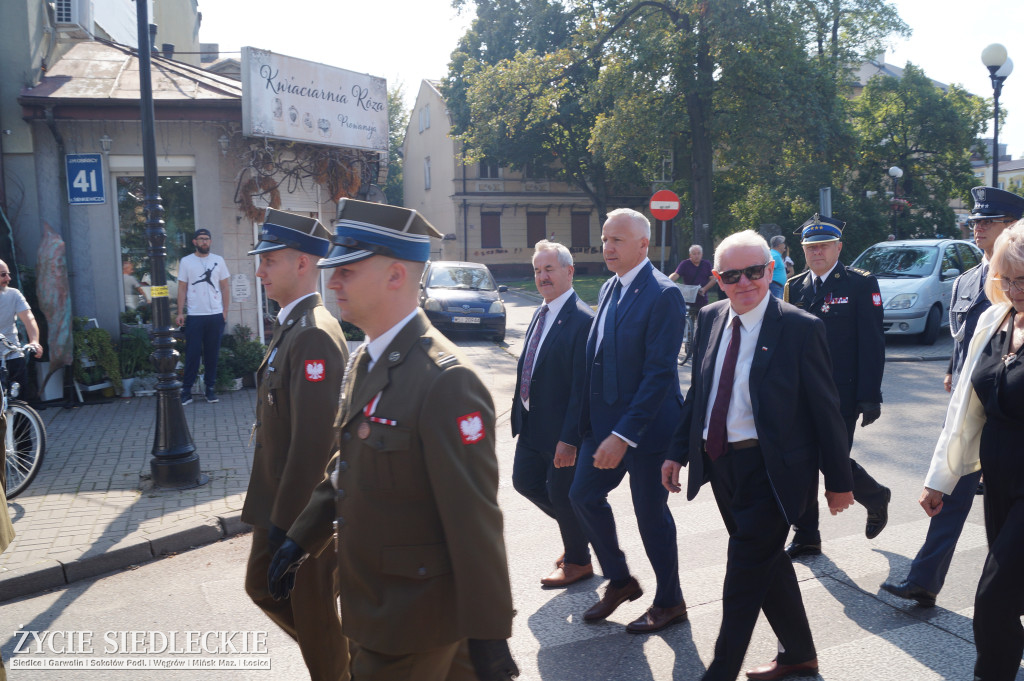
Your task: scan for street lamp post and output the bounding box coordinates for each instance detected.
[888,165,903,239]
[135,0,205,489]
[981,43,1013,187]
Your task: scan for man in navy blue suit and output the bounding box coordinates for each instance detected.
[663,230,854,681]
[511,240,595,588]
[568,208,688,634]
[882,186,1024,608]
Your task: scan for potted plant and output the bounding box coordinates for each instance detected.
[118,326,153,397]
[222,324,265,387]
[73,317,123,395]
[214,347,242,392]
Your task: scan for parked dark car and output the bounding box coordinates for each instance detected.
[419,261,507,342]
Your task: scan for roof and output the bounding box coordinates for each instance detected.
[19,39,242,120]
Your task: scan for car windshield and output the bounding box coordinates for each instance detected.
[427,266,496,291]
[852,245,938,278]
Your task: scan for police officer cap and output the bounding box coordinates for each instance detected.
[794,213,845,244]
[968,186,1024,222]
[318,198,443,268]
[248,208,331,257]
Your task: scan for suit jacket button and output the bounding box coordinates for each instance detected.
[417,566,427,577]
[343,432,352,441]
[338,461,349,472]
[336,488,345,499]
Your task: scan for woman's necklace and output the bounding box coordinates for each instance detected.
[1001,311,1024,367]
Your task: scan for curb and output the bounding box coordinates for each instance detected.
[0,513,251,603]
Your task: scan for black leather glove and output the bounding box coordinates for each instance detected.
[857,401,882,427]
[468,639,519,681]
[267,524,288,554]
[267,538,308,601]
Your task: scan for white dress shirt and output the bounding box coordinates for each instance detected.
[276,292,318,324]
[702,291,772,443]
[521,287,576,411]
[364,308,420,371]
[595,258,649,350]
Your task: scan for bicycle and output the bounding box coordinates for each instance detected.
[0,335,47,499]
[677,285,700,367]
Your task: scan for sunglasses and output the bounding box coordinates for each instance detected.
[717,262,771,285]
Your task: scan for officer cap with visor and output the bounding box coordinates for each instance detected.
[248,208,331,257]
[795,213,846,244]
[967,186,1024,222]
[318,199,443,268]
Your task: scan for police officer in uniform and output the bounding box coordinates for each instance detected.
[268,200,517,681]
[241,209,350,681]
[784,214,891,557]
[883,186,1024,606]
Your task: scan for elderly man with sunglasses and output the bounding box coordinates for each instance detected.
[663,230,853,681]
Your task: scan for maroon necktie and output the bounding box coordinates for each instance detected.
[705,317,742,461]
[519,304,548,403]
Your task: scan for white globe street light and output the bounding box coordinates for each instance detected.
[982,43,1013,186]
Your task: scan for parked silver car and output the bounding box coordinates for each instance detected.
[850,238,983,345]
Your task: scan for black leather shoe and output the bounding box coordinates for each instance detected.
[785,541,821,559]
[880,579,937,607]
[865,487,891,539]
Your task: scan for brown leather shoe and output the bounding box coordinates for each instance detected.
[625,601,688,633]
[745,658,819,680]
[541,562,594,588]
[582,577,643,621]
[554,553,564,568]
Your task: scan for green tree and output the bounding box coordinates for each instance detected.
[384,83,409,205]
[850,63,989,240]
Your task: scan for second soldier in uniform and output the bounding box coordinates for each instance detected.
[241,209,350,681]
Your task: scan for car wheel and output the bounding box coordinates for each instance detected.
[920,305,941,345]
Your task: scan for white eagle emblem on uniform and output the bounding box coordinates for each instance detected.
[458,411,485,444]
[304,359,326,382]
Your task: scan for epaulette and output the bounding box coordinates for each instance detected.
[419,335,462,370]
[847,267,871,278]
[785,271,807,285]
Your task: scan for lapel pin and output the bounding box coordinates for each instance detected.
[761,346,768,351]
[388,351,401,362]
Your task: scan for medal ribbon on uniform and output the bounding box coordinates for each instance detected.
[363,391,397,426]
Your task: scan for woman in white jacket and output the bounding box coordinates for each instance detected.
[921,221,1024,681]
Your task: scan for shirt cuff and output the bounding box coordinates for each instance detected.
[612,431,637,449]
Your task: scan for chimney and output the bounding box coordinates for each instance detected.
[149,24,159,57]
[162,43,175,59]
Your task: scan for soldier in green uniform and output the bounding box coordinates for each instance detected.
[241,209,350,681]
[268,200,517,681]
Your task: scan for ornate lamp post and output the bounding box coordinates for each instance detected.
[888,165,903,239]
[981,43,1013,187]
[135,0,205,488]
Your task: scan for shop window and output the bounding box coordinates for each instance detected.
[481,213,502,248]
[117,176,194,319]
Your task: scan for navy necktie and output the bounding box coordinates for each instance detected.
[519,304,548,404]
[602,281,622,405]
[813,276,822,294]
[705,317,742,461]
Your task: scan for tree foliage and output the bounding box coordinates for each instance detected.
[384,83,409,205]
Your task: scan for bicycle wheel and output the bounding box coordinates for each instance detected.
[678,314,695,366]
[4,401,47,499]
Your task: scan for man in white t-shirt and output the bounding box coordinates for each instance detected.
[175,229,230,405]
[0,260,43,393]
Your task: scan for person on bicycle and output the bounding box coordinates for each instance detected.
[669,245,716,310]
[0,260,43,390]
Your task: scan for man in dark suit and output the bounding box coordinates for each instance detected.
[512,240,595,587]
[568,208,688,634]
[663,230,854,681]
[783,214,890,558]
[882,186,1024,607]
